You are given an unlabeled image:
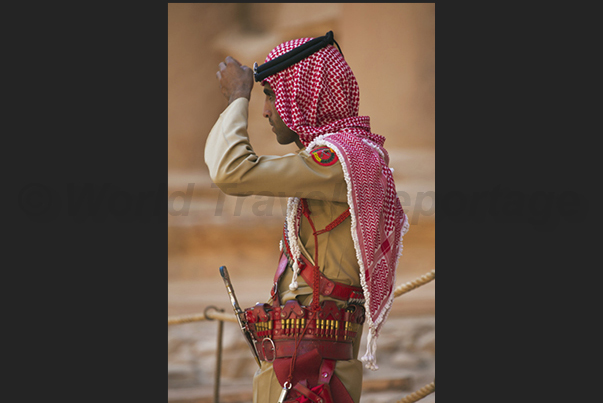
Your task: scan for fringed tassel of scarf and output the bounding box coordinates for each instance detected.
[285,198,303,291]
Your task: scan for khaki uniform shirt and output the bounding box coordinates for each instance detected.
[205,98,363,402]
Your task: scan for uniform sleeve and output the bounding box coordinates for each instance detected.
[204,97,347,202]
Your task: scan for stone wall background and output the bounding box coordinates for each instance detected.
[168,3,434,172]
[168,4,435,402]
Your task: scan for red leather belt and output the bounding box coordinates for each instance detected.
[273,252,364,303]
[255,338,353,362]
[297,252,364,302]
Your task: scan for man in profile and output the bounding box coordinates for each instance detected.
[205,31,409,403]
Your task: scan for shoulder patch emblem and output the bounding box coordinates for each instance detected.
[311,146,338,166]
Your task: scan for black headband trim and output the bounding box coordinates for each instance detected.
[253,31,343,82]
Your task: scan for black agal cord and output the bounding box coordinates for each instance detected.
[253,31,343,82]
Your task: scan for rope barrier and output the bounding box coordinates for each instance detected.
[393,270,435,298]
[167,308,237,325]
[167,270,435,325]
[396,381,435,403]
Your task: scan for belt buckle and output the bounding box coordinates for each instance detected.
[261,337,276,363]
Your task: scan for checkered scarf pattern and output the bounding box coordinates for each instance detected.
[262,37,410,370]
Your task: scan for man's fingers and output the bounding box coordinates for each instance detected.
[225,56,241,66]
[219,58,247,73]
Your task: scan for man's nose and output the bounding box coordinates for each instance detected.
[262,101,271,119]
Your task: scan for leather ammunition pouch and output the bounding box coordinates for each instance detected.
[244,299,365,362]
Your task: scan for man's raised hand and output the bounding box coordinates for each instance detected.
[216,56,254,105]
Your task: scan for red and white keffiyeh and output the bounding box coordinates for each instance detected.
[262,37,410,370]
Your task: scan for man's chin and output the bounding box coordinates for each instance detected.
[276,136,291,145]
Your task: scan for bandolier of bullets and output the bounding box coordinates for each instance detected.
[245,300,365,343]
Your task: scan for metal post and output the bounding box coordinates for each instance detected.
[205,306,225,403]
[214,313,224,403]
